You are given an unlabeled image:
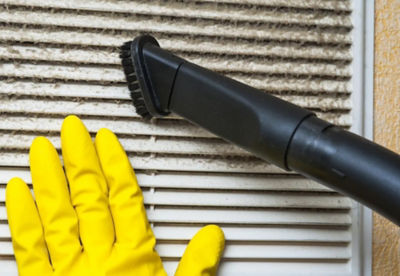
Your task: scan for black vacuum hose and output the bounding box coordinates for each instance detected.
[121,35,400,225]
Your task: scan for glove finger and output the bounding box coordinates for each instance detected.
[61,115,114,261]
[6,177,53,276]
[30,136,82,270]
[175,225,225,276]
[94,128,157,248]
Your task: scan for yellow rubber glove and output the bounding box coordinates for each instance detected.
[6,115,225,276]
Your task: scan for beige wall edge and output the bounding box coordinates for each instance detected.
[373,0,400,275]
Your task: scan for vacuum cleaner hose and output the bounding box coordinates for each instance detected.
[170,61,400,225]
[288,116,400,225]
[122,35,400,225]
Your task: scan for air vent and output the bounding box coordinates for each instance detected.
[0,0,367,275]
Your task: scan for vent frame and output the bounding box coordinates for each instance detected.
[0,0,374,275]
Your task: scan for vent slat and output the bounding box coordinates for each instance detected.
[0,188,350,209]
[0,9,352,44]
[167,261,352,276]
[0,115,346,141]
[2,0,352,27]
[0,63,351,94]
[143,192,350,209]
[0,206,352,225]
[0,224,351,242]
[0,116,215,138]
[0,26,352,60]
[0,45,351,77]
[0,240,350,259]
[194,0,352,11]
[0,152,288,174]
[0,82,352,110]
[153,225,352,242]
[156,243,351,259]
[147,209,352,226]
[0,133,250,156]
[0,98,352,125]
[0,260,353,276]
[0,168,332,192]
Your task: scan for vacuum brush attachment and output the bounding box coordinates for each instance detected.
[120,35,400,225]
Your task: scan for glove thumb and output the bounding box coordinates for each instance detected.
[174,225,225,276]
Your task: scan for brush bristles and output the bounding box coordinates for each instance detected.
[120,40,152,119]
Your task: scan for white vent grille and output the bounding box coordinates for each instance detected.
[0,0,365,275]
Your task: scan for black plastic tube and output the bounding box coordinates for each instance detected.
[130,35,400,225]
[287,116,400,224]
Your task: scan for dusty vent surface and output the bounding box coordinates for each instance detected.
[0,0,358,275]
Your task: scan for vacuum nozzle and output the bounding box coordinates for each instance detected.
[120,35,185,119]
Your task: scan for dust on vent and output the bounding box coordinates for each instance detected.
[0,0,369,275]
